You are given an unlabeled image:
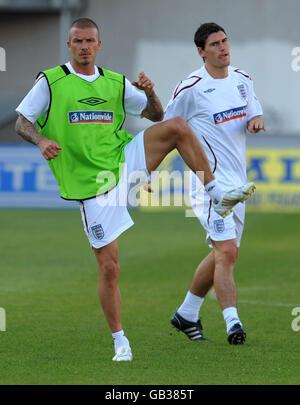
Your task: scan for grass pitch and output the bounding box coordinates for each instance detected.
[0,209,299,385]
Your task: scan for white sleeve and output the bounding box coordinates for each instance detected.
[247,80,263,121]
[164,80,196,122]
[124,77,148,117]
[16,75,50,124]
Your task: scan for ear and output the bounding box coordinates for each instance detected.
[67,41,71,50]
[197,47,205,59]
[97,40,102,51]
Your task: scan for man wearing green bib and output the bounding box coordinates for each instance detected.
[16,18,255,361]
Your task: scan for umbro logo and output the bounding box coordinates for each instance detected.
[77,97,107,106]
[204,88,216,93]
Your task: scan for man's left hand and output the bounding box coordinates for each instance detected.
[132,72,154,95]
[143,183,154,193]
[247,116,266,133]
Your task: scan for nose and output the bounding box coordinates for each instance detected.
[81,41,89,49]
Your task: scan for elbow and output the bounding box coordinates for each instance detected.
[15,117,21,135]
[142,107,164,122]
[152,111,164,122]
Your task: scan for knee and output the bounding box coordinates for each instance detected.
[100,260,120,286]
[214,243,238,268]
[167,116,188,138]
[94,250,120,286]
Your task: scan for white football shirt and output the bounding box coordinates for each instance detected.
[16,62,148,124]
[164,65,263,190]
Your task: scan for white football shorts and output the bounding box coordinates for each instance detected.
[189,172,245,248]
[79,130,149,249]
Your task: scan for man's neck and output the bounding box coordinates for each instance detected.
[70,60,95,75]
[205,63,229,79]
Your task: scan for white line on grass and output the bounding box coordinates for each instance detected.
[208,291,298,307]
[238,299,297,308]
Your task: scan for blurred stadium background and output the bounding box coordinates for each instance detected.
[0,0,300,210]
[1,0,300,386]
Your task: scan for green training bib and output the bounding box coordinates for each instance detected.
[37,65,134,200]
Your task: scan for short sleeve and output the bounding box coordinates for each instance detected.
[16,75,50,124]
[164,79,197,122]
[247,80,263,121]
[124,78,148,117]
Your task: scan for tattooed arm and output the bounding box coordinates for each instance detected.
[132,72,164,122]
[15,114,61,160]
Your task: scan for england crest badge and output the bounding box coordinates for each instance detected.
[213,219,225,233]
[237,84,247,101]
[91,224,105,240]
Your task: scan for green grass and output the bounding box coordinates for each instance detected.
[0,209,299,385]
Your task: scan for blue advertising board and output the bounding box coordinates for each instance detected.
[1,144,300,211]
[0,145,77,208]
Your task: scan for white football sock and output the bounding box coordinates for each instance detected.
[112,330,130,351]
[177,291,205,323]
[223,306,242,333]
[204,179,224,204]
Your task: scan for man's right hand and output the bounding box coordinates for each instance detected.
[38,138,62,160]
[15,114,62,160]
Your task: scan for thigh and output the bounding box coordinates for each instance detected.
[202,204,238,247]
[232,203,245,248]
[143,119,179,173]
[124,130,149,176]
[122,130,150,204]
[190,171,241,247]
[79,197,134,249]
[93,239,119,268]
[212,239,239,266]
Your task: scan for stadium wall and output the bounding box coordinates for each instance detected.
[0,0,300,138]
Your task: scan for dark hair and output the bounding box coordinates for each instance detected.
[69,17,100,39]
[194,22,226,49]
